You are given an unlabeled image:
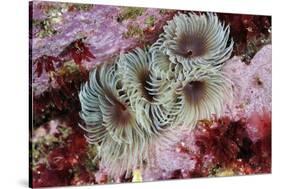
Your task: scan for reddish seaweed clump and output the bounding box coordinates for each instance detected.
[32,39,94,126]
[31,116,97,187]
[188,113,271,178]
[217,14,271,63]
[59,38,96,65]
[34,55,61,77]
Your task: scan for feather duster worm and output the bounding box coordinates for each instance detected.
[150,43,183,80]
[78,11,235,178]
[173,65,233,129]
[79,62,148,177]
[151,13,233,70]
[118,48,178,136]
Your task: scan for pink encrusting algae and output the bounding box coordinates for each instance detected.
[30,1,271,187]
[31,2,175,96]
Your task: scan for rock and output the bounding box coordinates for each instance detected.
[223,44,272,118]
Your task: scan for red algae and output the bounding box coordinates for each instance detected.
[32,114,98,187]
[142,114,271,181]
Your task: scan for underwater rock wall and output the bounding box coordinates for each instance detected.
[30,1,271,187]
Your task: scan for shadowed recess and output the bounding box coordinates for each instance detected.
[183,80,206,105]
[176,34,207,58]
[138,68,155,102]
[104,87,132,127]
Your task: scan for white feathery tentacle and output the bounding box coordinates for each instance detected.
[173,64,233,130]
[79,61,149,177]
[118,48,178,136]
[153,12,233,70]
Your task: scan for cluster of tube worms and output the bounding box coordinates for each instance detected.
[78,12,234,177]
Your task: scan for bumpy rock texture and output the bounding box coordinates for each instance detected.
[224,45,271,118]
